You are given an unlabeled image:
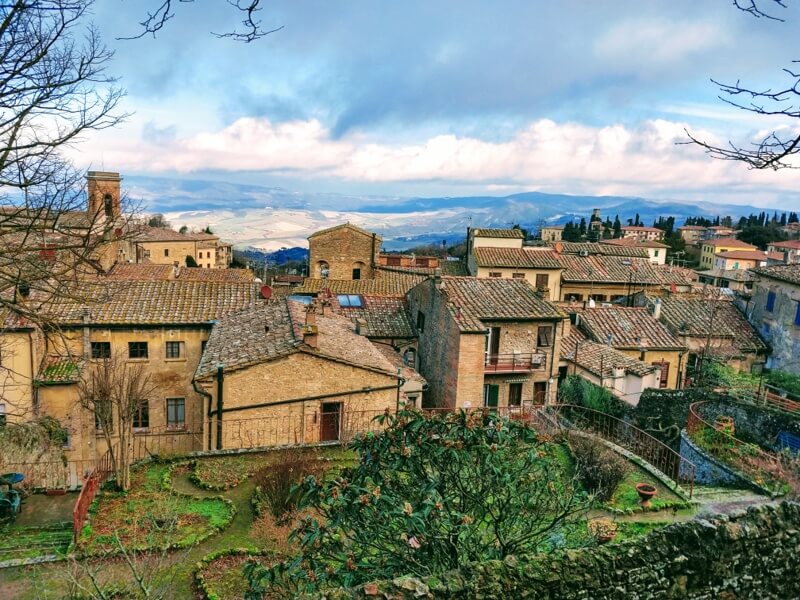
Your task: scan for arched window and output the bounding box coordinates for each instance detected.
[318,261,329,279]
[103,193,114,218]
[403,348,416,368]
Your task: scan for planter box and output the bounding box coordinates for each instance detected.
[45,489,66,496]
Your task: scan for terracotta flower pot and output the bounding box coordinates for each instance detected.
[635,483,657,508]
[714,416,735,435]
[45,488,66,496]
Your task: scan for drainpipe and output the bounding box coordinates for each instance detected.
[192,379,213,450]
[677,351,685,390]
[216,364,224,450]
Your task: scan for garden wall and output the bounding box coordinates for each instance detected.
[679,430,765,492]
[695,400,800,452]
[317,502,800,599]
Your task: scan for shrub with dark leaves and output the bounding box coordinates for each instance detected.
[570,435,629,502]
[252,448,323,520]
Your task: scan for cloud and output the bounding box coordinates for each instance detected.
[74,115,800,202]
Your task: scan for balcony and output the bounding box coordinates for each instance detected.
[484,353,546,374]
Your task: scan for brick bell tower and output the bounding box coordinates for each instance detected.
[87,171,122,220]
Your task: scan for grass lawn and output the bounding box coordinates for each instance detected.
[607,464,687,513]
[0,525,72,562]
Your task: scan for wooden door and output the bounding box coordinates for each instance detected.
[320,402,342,441]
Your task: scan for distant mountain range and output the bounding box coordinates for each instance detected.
[126,175,782,252]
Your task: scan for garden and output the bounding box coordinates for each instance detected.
[1,411,704,599]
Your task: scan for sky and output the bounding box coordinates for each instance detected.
[72,0,800,208]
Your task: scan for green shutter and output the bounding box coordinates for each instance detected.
[484,384,499,408]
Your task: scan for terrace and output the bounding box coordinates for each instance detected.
[484,352,547,373]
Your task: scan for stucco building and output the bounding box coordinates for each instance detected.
[749,264,800,373]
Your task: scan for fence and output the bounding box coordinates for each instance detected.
[0,459,98,492]
[554,404,696,497]
[723,388,800,416]
[686,401,786,495]
[72,445,116,542]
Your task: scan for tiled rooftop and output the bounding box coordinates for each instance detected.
[45,280,256,325]
[578,307,685,350]
[36,355,84,384]
[473,247,563,269]
[331,295,416,338]
[655,296,767,354]
[600,238,668,249]
[770,240,800,250]
[196,299,397,379]
[132,227,199,243]
[440,276,565,332]
[561,327,658,378]
[752,264,800,286]
[372,343,427,386]
[558,255,695,285]
[702,238,757,249]
[296,271,425,296]
[552,242,650,259]
[714,250,768,261]
[472,227,525,239]
[104,264,254,282]
[376,260,468,277]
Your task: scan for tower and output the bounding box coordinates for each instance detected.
[87,171,122,220]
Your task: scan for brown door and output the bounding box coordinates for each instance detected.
[509,383,523,406]
[489,327,501,364]
[534,381,547,404]
[320,402,342,441]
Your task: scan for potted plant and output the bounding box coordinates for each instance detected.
[588,518,618,544]
[714,416,735,435]
[635,483,657,508]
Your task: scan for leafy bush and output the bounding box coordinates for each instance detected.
[767,370,800,398]
[252,449,323,520]
[558,375,630,418]
[570,435,629,502]
[247,409,591,596]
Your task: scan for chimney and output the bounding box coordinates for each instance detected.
[433,267,442,285]
[303,305,319,348]
[652,298,662,321]
[355,318,368,335]
[554,241,563,254]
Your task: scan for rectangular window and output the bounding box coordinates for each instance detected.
[166,398,185,428]
[489,272,502,278]
[90,341,111,359]
[512,273,525,279]
[483,384,499,408]
[201,340,208,354]
[352,267,362,280]
[535,273,549,289]
[537,325,553,347]
[165,341,183,359]
[128,341,148,359]
[654,250,659,257]
[766,291,776,313]
[795,303,800,327]
[0,403,5,427]
[508,383,523,406]
[133,400,149,430]
[416,311,425,333]
[164,248,169,257]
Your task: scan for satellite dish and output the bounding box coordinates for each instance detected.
[260,285,273,300]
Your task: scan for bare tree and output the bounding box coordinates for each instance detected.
[687,0,800,169]
[77,354,158,490]
[0,2,129,325]
[125,0,284,43]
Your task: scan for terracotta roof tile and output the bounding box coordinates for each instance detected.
[45,280,256,325]
[296,271,425,296]
[440,276,565,332]
[308,223,380,240]
[702,239,757,249]
[752,264,800,286]
[714,250,768,261]
[561,328,658,378]
[472,228,525,239]
[36,355,85,384]
[331,295,416,338]
[558,255,695,285]
[473,247,563,269]
[578,307,685,350]
[655,296,767,355]
[552,242,650,258]
[770,240,800,250]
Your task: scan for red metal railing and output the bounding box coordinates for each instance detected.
[556,404,696,497]
[72,444,116,542]
[686,401,786,494]
[484,353,546,373]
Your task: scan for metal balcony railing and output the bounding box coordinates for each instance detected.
[484,353,546,373]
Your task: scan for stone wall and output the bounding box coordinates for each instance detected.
[318,502,800,599]
[696,399,800,452]
[679,430,761,491]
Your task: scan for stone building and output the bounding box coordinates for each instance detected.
[407,276,565,409]
[194,299,404,449]
[599,238,669,265]
[308,223,382,280]
[566,305,688,389]
[767,240,800,264]
[468,246,564,301]
[560,325,662,406]
[540,225,564,242]
[648,293,767,377]
[749,264,800,373]
[122,227,234,269]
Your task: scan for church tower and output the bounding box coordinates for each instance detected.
[87,171,122,220]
